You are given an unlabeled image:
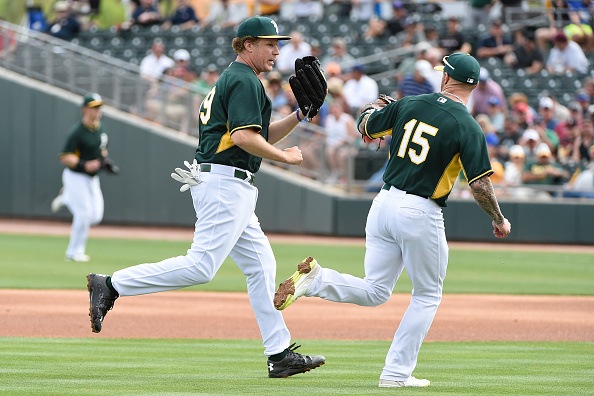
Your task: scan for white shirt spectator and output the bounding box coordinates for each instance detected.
[342,66,379,111]
[275,31,312,73]
[201,0,248,29]
[546,33,589,75]
[139,40,175,81]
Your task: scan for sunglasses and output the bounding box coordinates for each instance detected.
[441,56,455,70]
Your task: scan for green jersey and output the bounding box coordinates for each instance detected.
[195,62,272,173]
[362,93,493,207]
[60,121,107,174]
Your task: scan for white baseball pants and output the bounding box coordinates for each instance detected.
[307,186,448,381]
[111,166,291,356]
[62,168,104,258]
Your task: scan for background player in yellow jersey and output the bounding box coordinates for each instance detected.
[87,16,325,378]
[274,53,512,388]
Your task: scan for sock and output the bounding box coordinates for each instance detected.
[106,276,119,297]
[268,349,288,362]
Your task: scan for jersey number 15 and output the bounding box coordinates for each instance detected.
[396,119,438,165]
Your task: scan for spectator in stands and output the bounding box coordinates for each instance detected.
[504,29,544,75]
[291,0,324,20]
[392,42,433,84]
[497,115,522,160]
[326,76,350,114]
[161,0,199,31]
[468,0,493,29]
[572,116,594,165]
[485,96,506,133]
[477,113,500,148]
[170,49,197,82]
[520,128,542,162]
[513,101,537,131]
[324,101,358,183]
[522,143,570,190]
[487,142,505,186]
[581,77,594,106]
[575,89,591,114]
[275,31,311,73]
[504,144,526,187]
[554,101,582,155]
[193,64,220,94]
[470,68,506,117]
[264,71,288,111]
[45,1,81,41]
[545,31,589,74]
[350,0,376,21]
[139,39,175,83]
[342,64,379,115]
[364,1,408,39]
[396,59,435,98]
[321,38,355,71]
[532,114,560,156]
[537,96,559,131]
[395,15,426,48]
[199,0,248,30]
[386,1,410,35]
[476,19,514,60]
[131,0,162,27]
[536,0,571,50]
[145,66,193,129]
[250,0,281,17]
[563,145,594,198]
[437,16,472,54]
[324,62,342,79]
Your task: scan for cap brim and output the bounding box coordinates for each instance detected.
[257,35,291,40]
[434,65,444,72]
[85,101,103,108]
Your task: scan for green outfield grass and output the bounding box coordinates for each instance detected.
[1,338,592,396]
[0,233,593,295]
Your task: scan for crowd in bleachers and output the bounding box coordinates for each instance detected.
[16,0,594,197]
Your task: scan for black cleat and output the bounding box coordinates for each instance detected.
[87,273,118,333]
[268,343,325,378]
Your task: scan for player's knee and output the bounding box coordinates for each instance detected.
[368,285,392,306]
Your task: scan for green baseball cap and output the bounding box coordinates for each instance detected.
[82,93,103,108]
[434,52,480,85]
[236,16,291,40]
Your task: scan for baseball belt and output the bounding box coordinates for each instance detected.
[382,183,428,199]
[199,163,255,185]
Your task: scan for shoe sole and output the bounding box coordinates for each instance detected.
[269,360,325,378]
[274,257,318,310]
[87,274,101,333]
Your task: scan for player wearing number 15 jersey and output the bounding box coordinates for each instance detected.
[273,53,511,388]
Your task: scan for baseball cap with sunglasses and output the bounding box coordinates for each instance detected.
[434,52,480,85]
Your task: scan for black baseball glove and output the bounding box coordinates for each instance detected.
[102,157,120,174]
[289,56,328,120]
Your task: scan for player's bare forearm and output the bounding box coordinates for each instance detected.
[232,129,298,164]
[268,111,301,145]
[469,176,505,224]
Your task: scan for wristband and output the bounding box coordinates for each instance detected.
[295,109,303,122]
[74,160,86,173]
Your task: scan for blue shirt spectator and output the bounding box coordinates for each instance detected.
[162,0,199,31]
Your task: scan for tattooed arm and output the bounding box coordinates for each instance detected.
[469,175,512,238]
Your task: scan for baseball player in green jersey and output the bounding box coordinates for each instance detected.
[86,16,325,378]
[52,93,110,262]
[274,53,512,387]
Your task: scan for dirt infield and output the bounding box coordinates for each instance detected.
[1,218,593,341]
